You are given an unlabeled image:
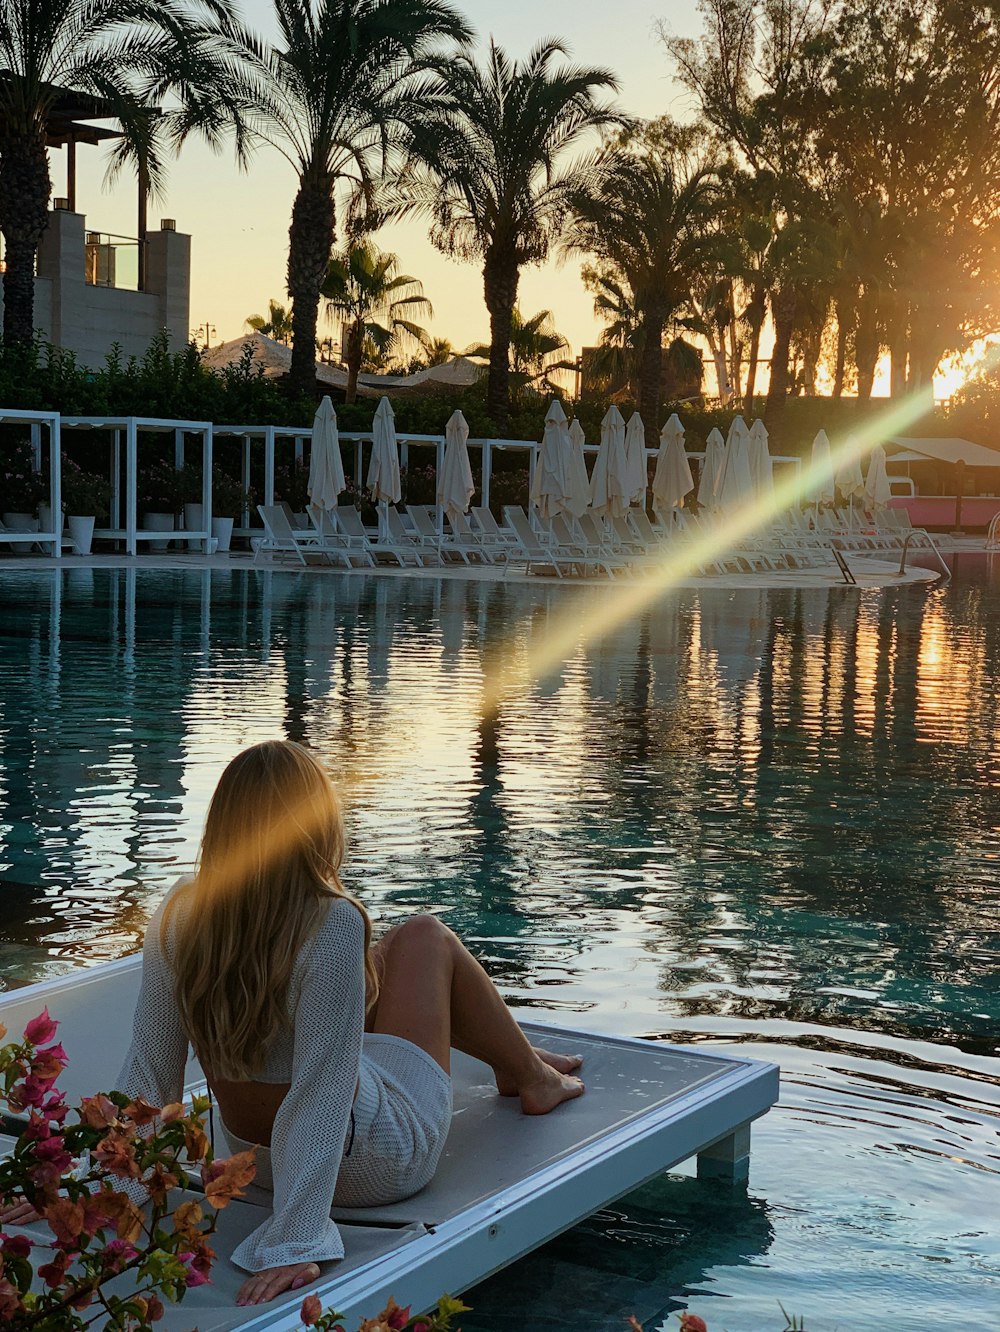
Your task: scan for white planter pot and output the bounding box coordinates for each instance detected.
[2,512,39,532]
[38,504,57,533]
[66,514,95,556]
[183,502,205,550]
[141,512,174,551]
[211,516,234,552]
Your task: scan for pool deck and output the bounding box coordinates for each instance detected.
[0,544,969,587]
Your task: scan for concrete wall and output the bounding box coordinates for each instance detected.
[0,208,191,368]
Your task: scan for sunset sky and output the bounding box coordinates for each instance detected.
[63,1,701,356]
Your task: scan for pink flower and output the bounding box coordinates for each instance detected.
[0,1234,32,1259]
[24,1113,51,1141]
[31,1135,73,1174]
[102,1239,138,1274]
[24,1009,58,1046]
[30,1043,67,1082]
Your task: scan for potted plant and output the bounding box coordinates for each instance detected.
[210,465,251,551]
[2,439,46,531]
[60,458,111,555]
[138,462,185,550]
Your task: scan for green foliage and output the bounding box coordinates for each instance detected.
[60,457,111,519]
[0,437,46,512]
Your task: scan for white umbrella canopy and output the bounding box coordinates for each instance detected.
[652,413,693,515]
[623,411,648,506]
[697,427,726,508]
[307,395,346,514]
[834,434,866,498]
[864,444,892,509]
[590,405,630,519]
[810,429,836,506]
[717,427,754,510]
[746,419,773,501]
[566,418,592,518]
[367,396,401,539]
[530,399,572,519]
[438,409,475,523]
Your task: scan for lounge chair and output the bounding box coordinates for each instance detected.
[448,509,497,564]
[255,504,343,567]
[548,514,625,577]
[471,506,518,550]
[503,506,582,578]
[309,506,375,568]
[383,507,427,567]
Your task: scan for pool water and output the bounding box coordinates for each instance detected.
[0,562,998,1331]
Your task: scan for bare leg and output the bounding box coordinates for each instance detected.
[367,916,584,1115]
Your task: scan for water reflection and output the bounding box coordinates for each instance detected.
[0,564,998,1054]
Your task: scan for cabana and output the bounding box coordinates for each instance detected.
[0,408,62,557]
[60,416,213,555]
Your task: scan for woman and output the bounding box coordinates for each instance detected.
[118,740,583,1306]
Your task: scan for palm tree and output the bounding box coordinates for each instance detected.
[0,0,240,346]
[320,239,431,403]
[224,0,469,397]
[246,299,294,344]
[401,39,620,426]
[422,336,454,366]
[568,130,718,438]
[466,307,574,400]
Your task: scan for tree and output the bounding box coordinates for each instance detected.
[246,299,294,344]
[466,307,574,400]
[321,239,431,403]
[401,39,621,426]
[568,122,719,437]
[0,0,239,345]
[226,0,469,397]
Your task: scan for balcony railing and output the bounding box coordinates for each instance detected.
[84,232,142,291]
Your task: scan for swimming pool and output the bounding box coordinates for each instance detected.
[0,562,997,1330]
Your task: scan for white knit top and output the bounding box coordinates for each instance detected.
[116,881,367,1273]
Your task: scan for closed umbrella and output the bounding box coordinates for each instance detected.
[307,395,345,515]
[746,419,773,501]
[530,399,572,519]
[718,418,754,510]
[810,429,836,506]
[623,411,648,507]
[367,396,401,540]
[652,413,693,516]
[438,409,475,524]
[864,445,892,509]
[834,433,865,527]
[590,405,629,519]
[697,427,726,508]
[566,419,591,518]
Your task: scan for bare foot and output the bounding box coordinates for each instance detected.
[516,1063,585,1116]
[496,1047,583,1096]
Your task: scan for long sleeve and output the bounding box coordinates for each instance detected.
[231,897,366,1273]
[115,885,189,1109]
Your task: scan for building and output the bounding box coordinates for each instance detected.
[0,80,191,367]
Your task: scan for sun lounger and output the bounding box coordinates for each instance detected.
[471,506,518,550]
[548,514,626,577]
[0,954,779,1332]
[448,509,496,564]
[255,504,344,567]
[309,506,376,568]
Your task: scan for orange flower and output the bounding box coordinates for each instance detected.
[94,1129,140,1179]
[300,1294,323,1326]
[79,1094,119,1129]
[122,1097,160,1128]
[144,1163,180,1207]
[99,1191,145,1244]
[184,1122,210,1163]
[160,1102,185,1124]
[44,1198,85,1248]
[679,1315,708,1332]
[202,1149,257,1209]
[172,1200,205,1240]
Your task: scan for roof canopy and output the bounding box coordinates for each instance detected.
[887,437,1000,468]
[0,73,158,146]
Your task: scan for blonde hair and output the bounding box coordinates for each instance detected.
[163,740,377,1081]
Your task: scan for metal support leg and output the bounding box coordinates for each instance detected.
[696,1121,751,1184]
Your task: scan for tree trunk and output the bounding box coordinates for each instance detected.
[0,130,52,345]
[637,311,665,444]
[744,316,763,415]
[345,318,364,405]
[832,298,849,398]
[764,284,797,428]
[286,167,336,400]
[855,286,878,399]
[483,251,519,429]
[709,340,731,404]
